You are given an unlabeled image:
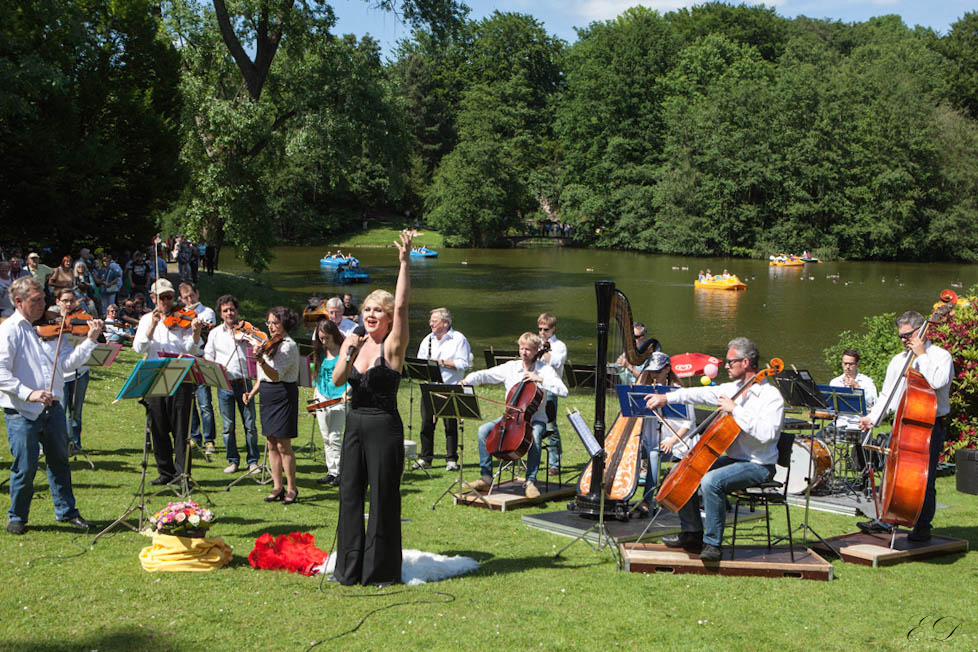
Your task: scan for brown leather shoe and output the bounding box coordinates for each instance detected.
[468,476,492,492]
[524,481,540,499]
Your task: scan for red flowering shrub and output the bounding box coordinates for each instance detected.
[927,291,978,459]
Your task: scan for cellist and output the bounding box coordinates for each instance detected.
[645,337,783,561]
[461,332,567,499]
[857,311,953,542]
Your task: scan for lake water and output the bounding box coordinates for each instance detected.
[220,246,975,382]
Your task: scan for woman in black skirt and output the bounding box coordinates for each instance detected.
[331,230,413,586]
[245,306,300,504]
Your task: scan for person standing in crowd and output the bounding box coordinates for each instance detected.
[326,297,358,337]
[180,282,218,455]
[414,307,470,471]
[0,262,13,318]
[47,256,75,299]
[25,253,53,289]
[203,294,259,475]
[311,319,348,486]
[0,277,103,535]
[72,261,98,316]
[96,254,124,315]
[536,312,567,475]
[127,251,151,299]
[133,278,205,485]
[204,243,216,276]
[342,293,358,321]
[245,306,300,503]
[331,230,413,586]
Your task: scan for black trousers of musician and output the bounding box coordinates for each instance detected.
[916,419,947,533]
[419,397,457,464]
[146,384,195,480]
[334,407,404,586]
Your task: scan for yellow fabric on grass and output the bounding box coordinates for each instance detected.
[139,533,233,572]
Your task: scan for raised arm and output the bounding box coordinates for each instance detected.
[385,230,414,371]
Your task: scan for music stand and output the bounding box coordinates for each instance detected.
[563,363,618,391]
[424,384,489,509]
[555,409,621,567]
[483,348,519,369]
[773,369,839,557]
[815,383,869,494]
[402,357,441,477]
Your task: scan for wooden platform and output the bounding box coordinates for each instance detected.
[452,478,576,512]
[620,543,834,581]
[809,530,968,568]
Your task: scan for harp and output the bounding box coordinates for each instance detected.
[572,281,656,519]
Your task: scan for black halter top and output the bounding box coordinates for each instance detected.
[348,341,401,412]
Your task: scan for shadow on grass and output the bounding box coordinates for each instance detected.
[2,627,171,651]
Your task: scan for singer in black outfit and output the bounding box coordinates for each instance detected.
[331,230,413,586]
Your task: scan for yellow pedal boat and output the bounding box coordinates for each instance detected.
[695,275,747,291]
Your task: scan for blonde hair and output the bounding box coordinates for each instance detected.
[537,312,556,328]
[518,332,542,350]
[363,289,395,329]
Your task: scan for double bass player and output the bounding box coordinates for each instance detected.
[856,311,953,542]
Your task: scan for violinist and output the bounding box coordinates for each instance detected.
[179,282,217,455]
[645,337,783,561]
[537,312,567,475]
[856,312,953,542]
[202,294,260,475]
[461,332,568,499]
[0,276,102,535]
[132,278,205,485]
[50,288,96,451]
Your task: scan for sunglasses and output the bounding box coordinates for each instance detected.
[725,357,746,365]
[898,331,916,341]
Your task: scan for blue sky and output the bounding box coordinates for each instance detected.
[330,0,974,57]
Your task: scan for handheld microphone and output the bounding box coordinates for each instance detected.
[345,325,367,363]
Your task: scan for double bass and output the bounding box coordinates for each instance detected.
[573,281,657,519]
[485,342,549,461]
[869,289,957,527]
[656,358,784,513]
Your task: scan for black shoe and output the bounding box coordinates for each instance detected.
[857,519,893,534]
[907,527,932,543]
[316,474,333,485]
[6,521,26,535]
[150,476,172,486]
[265,488,285,502]
[699,543,722,562]
[662,531,704,551]
[59,516,91,530]
[329,474,340,487]
[283,489,299,505]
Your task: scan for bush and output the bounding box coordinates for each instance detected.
[823,312,901,389]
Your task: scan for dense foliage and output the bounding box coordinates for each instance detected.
[824,285,978,458]
[4,2,978,266]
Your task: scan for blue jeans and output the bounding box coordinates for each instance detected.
[190,384,215,445]
[5,405,80,523]
[477,417,546,483]
[63,370,90,448]
[217,380,259,465]
[677,456,774,547]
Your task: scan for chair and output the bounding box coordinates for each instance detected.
[729,431,795,561]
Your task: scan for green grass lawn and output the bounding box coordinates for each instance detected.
[2,270,976,651]
[327,220,445,249]
[1,352,976,651]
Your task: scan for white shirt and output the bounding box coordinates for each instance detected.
[463,360,567,424]
[0,311,96,420]
[132,311,199,359]
[204,323,252,382]
[543,335,567,381]
[257,337,299,384]
[417,328,471,384]
[867,342,954,423]
[187,302,217,354]
[336,317,358,338]
[829,372,878,430]
[665,378,784,466]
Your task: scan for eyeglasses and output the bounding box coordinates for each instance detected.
[265,320,279,327]
[725,357,746,365]
[538,326,553,332]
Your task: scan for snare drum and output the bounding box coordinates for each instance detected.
[773,437,833,494]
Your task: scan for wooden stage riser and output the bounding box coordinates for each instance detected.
[620,544,834,581]
[453,480,576,512]
[813,531,969,568]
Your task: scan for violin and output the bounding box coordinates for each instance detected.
[36,310,95,340]
[233,320,268,346]
[163,307,198,330]
[484,345,549,462]
[255,333,284,357]
[656,358,784,513]
[305,396,344,413]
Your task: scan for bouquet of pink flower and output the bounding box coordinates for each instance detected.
[149,501,216,536]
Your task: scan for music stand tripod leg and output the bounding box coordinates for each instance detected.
[92,414,154,544]
[226,439,272,489]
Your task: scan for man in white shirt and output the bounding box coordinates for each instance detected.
[133,278,204,485]
[645,337,784,561]
[179,282,218,455]
[857,311,954,542]
[829,349,878,432]
[326,297,357,337]
[415,308,470,470]
[462,332,568,499]
[203,294,260,474]
[0,277,103,534]
[537,312,567,475]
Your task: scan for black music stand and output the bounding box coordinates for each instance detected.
[423,384,488,509]
[402,357,441,477]
[555,409,621,567]
[773,370,838,557]
[483,348,519,369]
[816,383,869,495]
[564,363,617,391]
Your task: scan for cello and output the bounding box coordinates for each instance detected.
[485,342,549,461]
[868,289,957,527]
[656,358,784,513]
[573,281,656,519]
